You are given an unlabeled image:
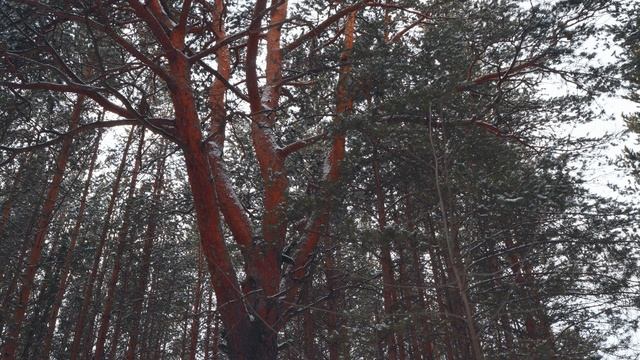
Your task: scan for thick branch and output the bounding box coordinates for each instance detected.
[457,56,544,91]
[279,132,327,158]
[176,0,193,37]
[127,0,177,52]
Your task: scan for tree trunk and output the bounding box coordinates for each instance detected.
[0,154,30,242]
[303,305,316,360]
[324,241,342,360]
[204,289,213,360]
[108,251,134,360]
[125,145,166,360]
[22,211,69,359]
[41,134,101,359]
[69,127,136,360]
[372,145,401,360]
[503,237,556,358]
[94,128,146,359]
[425,218,455,360]
[0,182,46,336]
[396,242,422,360]
[188,249,205,360]
[82,256,109,359]
[486,250,516,359]
[428,123,484,360]
[404,197,435,360]
[1,96,85,360]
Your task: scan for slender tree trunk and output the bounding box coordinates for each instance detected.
[324,241,342,360]
[404,197,435,360]
[303,305,316,360]
[125,146,165,360]
[503,237,556,358]
[107,293,124,359]
[0,154,30,242]
[436,241,472,360]
[426,218,455,360]
[396,243,422,360]
[0,182,47,336]
[486,250,515,359]
[0,155,32,303]
[21,212,68,359]
[188,249,205,360]
[41,134,101,359]
[83,257,109,359]
[69,127,136,360]
[372,144,401,360]
[428,123,484,360]
[1,96,85,360]
[94,129,146,359]
[212,314,220,360]
[108,251,134,360]
[204,289,213,360]
[180,308,189,360]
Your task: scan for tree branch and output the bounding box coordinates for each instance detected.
[14,0,173,82]
[127,0,178,52]
[284,1,366,53]
[0,81,133,118]
[0,118,174,157]
[279,132,327,158]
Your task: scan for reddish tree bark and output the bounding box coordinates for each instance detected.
[106,249,135,359]
[396,241,421,359]
[69,127,136,360]
[426,218,455,360]
[303,305,317,360]
[324,248,341,360]
[0,183,46,336]
[1,96,85,360]
[404,197,435,360]
[20,209,70,359]
[94,128,146,359]
[125,145,166,360]
[289,6,358,314]
[203,289,214,360]
[82,242,110,359]
[1,2,371,358]
[188,249,205,360]
[503,237,556,358]
[372,144,401,360]
[0,154,30,242]
[485,249,516,358]
[41,134,101,359]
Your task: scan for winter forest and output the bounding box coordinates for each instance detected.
[1,0,640,359]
